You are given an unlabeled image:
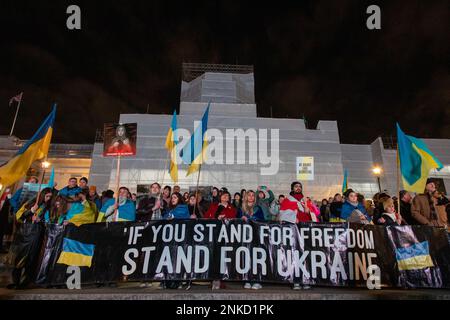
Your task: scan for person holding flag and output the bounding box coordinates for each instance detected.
[98,187,136,222]
[397,124,445,227]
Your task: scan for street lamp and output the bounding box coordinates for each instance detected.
[372,166,382,193]
[40,160,51,185]
[41,161,50,170]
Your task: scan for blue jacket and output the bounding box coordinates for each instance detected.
[164,204,190,220]
[58,186,82,198]
[341,201,370,221]
[237,205,266,222]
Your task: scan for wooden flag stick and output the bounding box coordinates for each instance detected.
[193,163,202,217]
[396,144,402,219]
[113,154,121,222]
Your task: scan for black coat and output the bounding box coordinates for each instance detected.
[400,200,415,225]
[380,213,401,226]
[136,196,166,222]
[329,202,342,219]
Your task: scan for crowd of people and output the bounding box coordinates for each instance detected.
[0,176,449,290]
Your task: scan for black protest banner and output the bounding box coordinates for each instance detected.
[8,223,46,287]
[34,220,450,288]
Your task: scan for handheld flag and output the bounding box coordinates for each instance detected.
[57,238,95,267]
[48,167,55,188]
[180,103,210,176]
[9,92,23,106]
[397,123,443,193]
[0,104,56,187]
[165,110,178,182]
[342,169,348,194]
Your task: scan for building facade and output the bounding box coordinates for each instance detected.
[88,64,450,199]
[0,135,92,191]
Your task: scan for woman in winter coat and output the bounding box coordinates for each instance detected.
[237,190,265,290]
[341,189,370,223]
[204,191,237,220]
[16,188,54,224]
[257,186,275,221]
[204,191,236,290]
[163,192,190,220]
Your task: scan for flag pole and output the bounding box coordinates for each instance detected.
[396,143,402,220]
[158,149,171,201]
[193,163,202,217]
[9,95,22,136]
[113,154,121,222]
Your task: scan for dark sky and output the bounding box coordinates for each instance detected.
[0,1,449,144]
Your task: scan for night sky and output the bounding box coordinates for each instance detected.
[0,1,449,144]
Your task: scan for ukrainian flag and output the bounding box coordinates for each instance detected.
[57,238,95,267]
[180,103,210,176]
[395,241,434,271]
[397,123,443,193]
[0,105,56,187]
[165,110,178,182]
[342,169,348,194]
[63,201,97,226]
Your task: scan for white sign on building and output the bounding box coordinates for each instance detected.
[296,157,314,180]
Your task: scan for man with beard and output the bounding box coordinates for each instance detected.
[278,181,313,290]
[411,179,446,227]
[136,182,166,221]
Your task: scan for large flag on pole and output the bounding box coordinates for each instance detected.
[9,92,23,106]
[0,104,56,187]
[342,169,348,194]
[180,103,210,176]
[396,123,443,193]
[165,110,178,182]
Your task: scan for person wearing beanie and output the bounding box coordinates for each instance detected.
[278,181,313,290]
[379,198,402,226]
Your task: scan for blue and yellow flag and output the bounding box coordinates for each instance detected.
[62,201,97,226]
[342,169,348,194]
[180,103,210,176]
[98,198,135,222]
[165,110,178,182]
[57,238,95,267]
[397,123,443,193]
[0,105,56,187]
[395,241,434,271]
[48,167,55,188]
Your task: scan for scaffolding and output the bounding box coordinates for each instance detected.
[182,63,254,82]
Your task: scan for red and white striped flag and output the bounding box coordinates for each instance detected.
[9,92,23,106]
